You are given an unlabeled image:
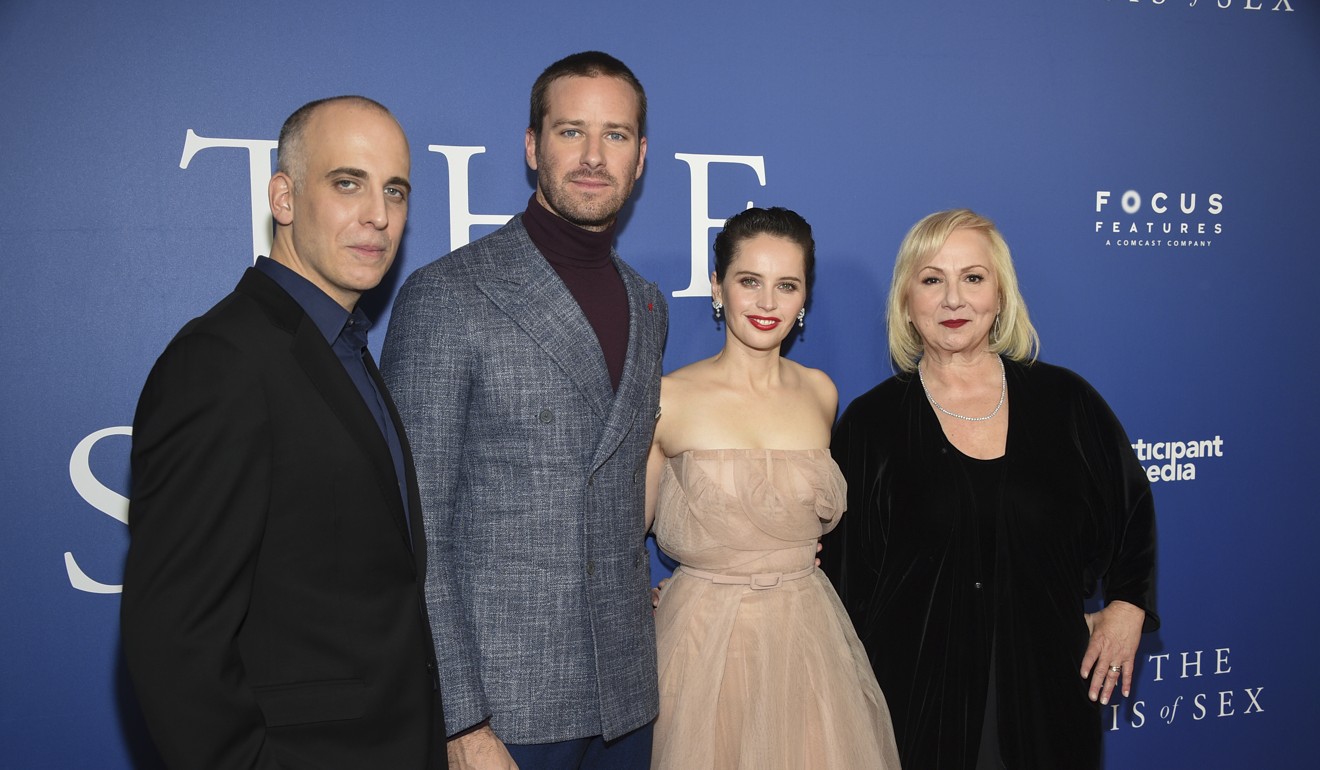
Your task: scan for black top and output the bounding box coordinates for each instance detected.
[961,453,1005,770]
[823,359,1158,770]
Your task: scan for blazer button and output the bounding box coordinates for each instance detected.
[538,409,553,424]
[586,561,596,576]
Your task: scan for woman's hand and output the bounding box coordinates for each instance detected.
[1081,599,1146,705]
[651,578,671,611]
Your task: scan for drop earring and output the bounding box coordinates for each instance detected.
[712,299,723,320]
[797,308,805,328]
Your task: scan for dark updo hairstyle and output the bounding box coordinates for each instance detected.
[712,206,816,292]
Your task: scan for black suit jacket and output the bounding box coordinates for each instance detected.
[121,268,444,769]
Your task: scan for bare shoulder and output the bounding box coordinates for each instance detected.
[661,356,719,399]
[784,359,838,410]
[665,355,719,381]
[657,359,712,425]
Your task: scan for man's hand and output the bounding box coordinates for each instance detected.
[447,724,519,770]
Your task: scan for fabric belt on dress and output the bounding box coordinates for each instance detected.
[678,564,816,590]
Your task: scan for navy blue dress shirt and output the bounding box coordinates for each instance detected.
[254,257,412,540]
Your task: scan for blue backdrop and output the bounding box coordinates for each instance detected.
[3,1,1316,767]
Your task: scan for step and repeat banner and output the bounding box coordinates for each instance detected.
[3,1,1316,767]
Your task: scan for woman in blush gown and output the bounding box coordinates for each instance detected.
[645,207,900,770]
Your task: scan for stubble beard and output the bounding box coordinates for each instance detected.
[536,165,633,231]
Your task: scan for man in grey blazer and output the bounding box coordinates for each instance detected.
[382,52,665,769]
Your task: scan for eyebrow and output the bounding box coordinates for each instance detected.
[325,166,411,194]
[733,269,802,282]
[549,118,636,133]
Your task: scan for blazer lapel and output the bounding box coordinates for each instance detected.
[291,319,414,551]
[241,270,414,553]
[589,263,657,471]
[477,230,615,421]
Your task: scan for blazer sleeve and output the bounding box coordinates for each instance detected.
[1074,378,1160,632]
[381,274,489,737]
[823,396,885,616]
[120,331,285,770]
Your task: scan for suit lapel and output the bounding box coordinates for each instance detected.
[589,263,657,471]
[477,226,616,421]
[241,270,414,553]
[292,319,415,552]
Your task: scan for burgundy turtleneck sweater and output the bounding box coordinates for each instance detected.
[521,195,630,391]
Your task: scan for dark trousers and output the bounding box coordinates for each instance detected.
[504,721,653,770]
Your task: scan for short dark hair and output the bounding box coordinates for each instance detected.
[528,51,646,139]
[713,207,816,292]
[276,95,394,188]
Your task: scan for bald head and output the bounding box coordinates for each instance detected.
[266,96,411,310]
[277,95,401,191]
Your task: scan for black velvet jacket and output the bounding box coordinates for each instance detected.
[823,359,1158,770]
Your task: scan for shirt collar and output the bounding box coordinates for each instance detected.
[254,256,369,346]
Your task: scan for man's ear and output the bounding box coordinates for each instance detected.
[524,128,539,171]
[270,172,295,226]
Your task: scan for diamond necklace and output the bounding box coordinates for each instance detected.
[918,354,1006,422]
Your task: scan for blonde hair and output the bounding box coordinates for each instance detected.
[886,209,1040,372]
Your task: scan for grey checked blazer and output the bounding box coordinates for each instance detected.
[381,215,666,744]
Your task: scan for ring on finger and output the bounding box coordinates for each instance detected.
[1108,665,1122,673]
